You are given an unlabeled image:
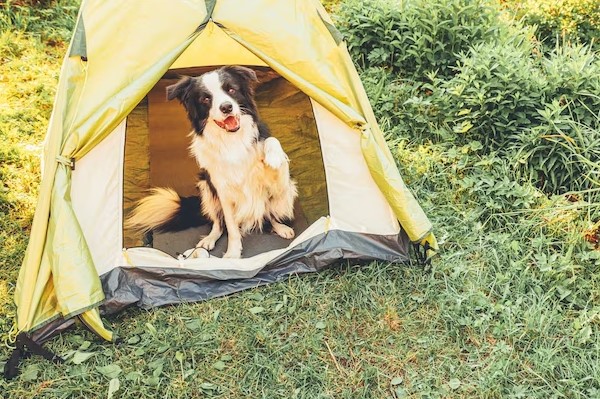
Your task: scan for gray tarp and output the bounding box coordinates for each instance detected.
[101,229,410,314]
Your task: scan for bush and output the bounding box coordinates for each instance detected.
[435,41,547,148]
[502,0,600,50]
[354,16,600,194]
[543,44,600,130]
[510,101,600,196]
[432,41,600,196]
[509,44,600,196]
[336,0,528,79]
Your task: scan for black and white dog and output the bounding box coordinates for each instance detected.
[126,66,297,259]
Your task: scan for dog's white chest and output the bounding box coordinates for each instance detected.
[190,118,261,186]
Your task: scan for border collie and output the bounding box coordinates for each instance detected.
[126,66,298,259]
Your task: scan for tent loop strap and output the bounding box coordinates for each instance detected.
[56,155,75,170]
[359,123,370,136]
[3,332,64,380]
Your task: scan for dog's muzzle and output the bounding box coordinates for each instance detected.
[214,115,241,132]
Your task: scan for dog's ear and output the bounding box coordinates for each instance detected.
[166,76,206,134]
[166,76,194,101]
[223,66,258,85]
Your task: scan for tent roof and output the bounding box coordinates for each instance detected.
[172,21,267,68]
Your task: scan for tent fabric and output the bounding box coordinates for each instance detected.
[122,100,151,248]
[101,229,410,314]
[16,2,206,337]
[13,0,438,347]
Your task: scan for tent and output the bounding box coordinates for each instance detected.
[5,0,437,377]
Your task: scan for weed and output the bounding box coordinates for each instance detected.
[0,0,79,44]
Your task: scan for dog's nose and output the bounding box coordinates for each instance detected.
[219,102,233,114]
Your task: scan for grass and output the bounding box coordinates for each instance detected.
[1,1,600,398]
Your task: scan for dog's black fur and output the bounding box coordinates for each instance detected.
[166,66,270,139]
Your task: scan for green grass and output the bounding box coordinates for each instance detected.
[1,1,600,398]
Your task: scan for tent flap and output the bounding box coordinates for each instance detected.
[16,0,208,336]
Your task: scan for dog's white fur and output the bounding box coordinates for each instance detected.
[192,116,297,258]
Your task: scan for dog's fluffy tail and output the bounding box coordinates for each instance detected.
[125,188,207,234]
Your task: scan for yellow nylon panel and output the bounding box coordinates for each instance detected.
[213,0,365,126]
[45,165,105,317]
[360,127,433,243]
[172,21,267,68]
[80,309,114,342]
[15,55,82,332]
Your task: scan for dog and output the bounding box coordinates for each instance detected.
[126,66,298,259]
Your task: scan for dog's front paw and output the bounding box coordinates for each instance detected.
[263,137,288,169]
[222,248,242,259]
[273,223,295,239]
[197,236,217,251]
[183,247,209,259]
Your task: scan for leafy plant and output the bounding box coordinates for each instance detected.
[511,100,600,196]
[435,41,547,148]
[336,0,529,79]
[502,0,600,50]
[0,0,80,44]
[542,44,600,130]
[361,67,446,142]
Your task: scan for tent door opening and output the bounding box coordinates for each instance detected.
[122,67,330,258]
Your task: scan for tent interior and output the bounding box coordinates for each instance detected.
[112,20,332,259]
[122,67,329,258]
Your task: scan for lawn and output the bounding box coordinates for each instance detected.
[1,0,600,398]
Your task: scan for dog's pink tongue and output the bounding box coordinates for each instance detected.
[224,116,239,132]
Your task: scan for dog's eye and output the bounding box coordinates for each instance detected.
[228,88,236,94]
[202,97,210,104]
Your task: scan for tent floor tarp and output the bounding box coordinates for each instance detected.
[102,229,411,314]
[151,200,310,258]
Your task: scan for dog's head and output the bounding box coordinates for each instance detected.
[166,66,259,135]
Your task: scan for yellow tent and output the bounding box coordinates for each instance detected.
[6,0,437,378]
